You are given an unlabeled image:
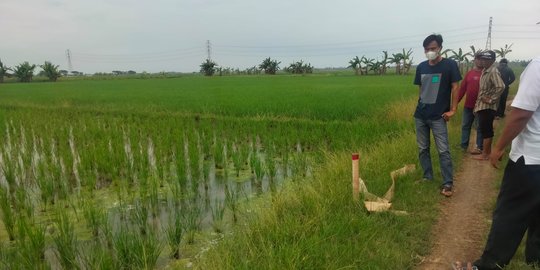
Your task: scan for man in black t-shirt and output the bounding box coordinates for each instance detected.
[413,34,462,197]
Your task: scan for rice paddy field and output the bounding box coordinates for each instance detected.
[0,74,466,269]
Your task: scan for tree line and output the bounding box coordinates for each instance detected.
[0,44,517,82]
[200,44,515,77]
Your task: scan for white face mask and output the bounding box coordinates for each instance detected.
[425,50,439,61]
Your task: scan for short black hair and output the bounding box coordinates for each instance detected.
[423,34,443,48]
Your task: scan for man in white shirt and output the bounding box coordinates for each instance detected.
[455,57,540,269]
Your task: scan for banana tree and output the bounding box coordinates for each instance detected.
[348,56,362,76]
[450,48,472,75]
[259,57,281,75]
[0,59,10,83]
[380,51,389,75]
[440,49,452,58]
[389,53,403,75]
[40,61,61,82]
[401,48,413,75]
[494,44,513,58]
[360,57,374,75]
[13,61,36,82]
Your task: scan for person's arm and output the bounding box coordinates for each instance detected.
[490,107,535,168]
[442,81,460,121]
[457,75,467,103]
[508,69,516,85]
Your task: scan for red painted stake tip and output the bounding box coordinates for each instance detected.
[352,153,359,160]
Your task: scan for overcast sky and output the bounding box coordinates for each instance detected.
[1,0,539,74]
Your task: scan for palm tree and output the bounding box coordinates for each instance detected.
[200,59,217,76]
[0,59,10,83]
[259,57,281,75]
[13,62,36,82]
[494,44,513,58]
[450,48,472,75]
[40,61,61,82]
[348,56,362,76]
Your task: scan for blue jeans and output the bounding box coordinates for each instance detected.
[460,107,483,150]
[415,117,453,186]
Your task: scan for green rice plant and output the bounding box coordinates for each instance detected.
[113,224,163,269]
[231,142,244,177]
[165,207,184,259]
[213,136,224,169]
[80,239,115,270]
[183,202,201,244]
[52,211,79,270]
[148,176,160,219]
[188,136,201,187]
[225,186,239,224]
[0,242,15,269]
[202,158,211,193]
[16,216,47,268]
[211,199,226,233]
[1,157,17,195]
[252,154,264,181]
[130,199,149,236]
[0,185,16,241]
[15,187,34,220]
[82,199,107,237]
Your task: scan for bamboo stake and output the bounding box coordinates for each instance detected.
[352,153,359,201]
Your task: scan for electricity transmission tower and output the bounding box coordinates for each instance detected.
[206,40,212,61]
[485,17,493,50]
[66,49,73,73]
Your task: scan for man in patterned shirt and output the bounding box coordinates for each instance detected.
[472,50,505,160]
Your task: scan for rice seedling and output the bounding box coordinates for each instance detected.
[0,184,15,241]
[130,199,149,236]
[15,216,47,267]
[211,199,226,233]
[113,224,164,269]
[52,211,79,270]
[225,185,239,224]
[82,198,107,237]
[165,207,184,259]
[183,202,201,244]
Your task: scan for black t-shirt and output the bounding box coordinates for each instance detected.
[413,58,462,120]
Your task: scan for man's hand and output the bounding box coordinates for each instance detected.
[442,110,456,121]
[481,96,492,104]
[490,147,505,169]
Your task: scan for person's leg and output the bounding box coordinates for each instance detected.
[473,110,495,160]
[431,118,453,187]
[474,158,538,269]
[524,164,540,266]
[497,87,509,117]
[461,107,474,150]
[475,123,483,151]
[526,212,540,266]
[415,118,433,180]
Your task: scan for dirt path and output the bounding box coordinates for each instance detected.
[416,131,500,270]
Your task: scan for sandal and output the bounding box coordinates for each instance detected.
[469,148,482,155]
[441,185,453,197]
[452,261,478,270]
[471,155,489,161]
